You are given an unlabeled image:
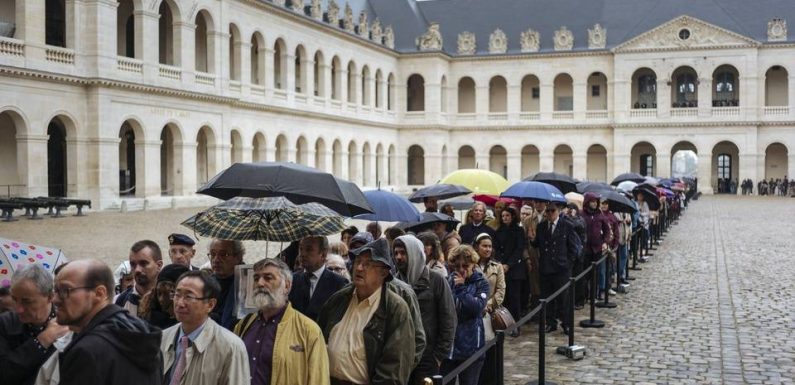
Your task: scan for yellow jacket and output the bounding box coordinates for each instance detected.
[234,303,330,385]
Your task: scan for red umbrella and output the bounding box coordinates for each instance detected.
[473,194,520,207]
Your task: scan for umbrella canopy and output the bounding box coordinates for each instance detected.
[408,184,472,203]
[601,190,638,214]
[440,196,476,210]
[196,162,372,217]
[182,197,346,241]
[611,172,646,185]
[396,212,460,234]
[657,188,675,198]
[524,172,577,194]
[671,182,686,192]
[576,181,614,194]
[473,194,520,207]
[632,186,661,211]
[643,176,660,186]
[565,192,584,210]
[501,181,567,203]
[616,181,638,193]
[0,238,68,287]
[439,169,510,195]
[356,189,423,222]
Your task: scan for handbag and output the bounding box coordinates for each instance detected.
[482,312,495,341]
[490,306,516,331]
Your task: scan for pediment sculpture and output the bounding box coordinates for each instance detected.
[457,32,476,55]
[489,29,508,53]
[358,11,369,38]
[310,0,322,20]
[327,0,339,26]
[343,4,355,33]
[416,23,443,51]
[588,23,607,49]
[290,0,303,12]
[768,18,787,42]
[384,25,395,49]
[371,19,383,43]
[520,28,540,52]
[554,26,574,50]
[273,0,285,6]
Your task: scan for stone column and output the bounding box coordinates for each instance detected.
[306,149,317,168]
[507,85,521,121]
[788,153,795,180]
[476,85,489,117]
[91,137,121,209]
[264,146,276,162]
[425,153,441,186]
[177,21,195,76]
[789,77,795,119]
[425,79,441,118]
[739,153,757,190]
[319,63,331,101]
[210,31,225,79]
[475,154,489,170]
[540,81,554,120]
[354,151,364,185]
[136,140,162,197]
[16,134,50,197]
[656,152,671,179]
[239,40,252,88]
[612,153,630,178]
[284,53,296,99]
[396,153,407,187]
[573,81,587,120]
[572,153,587,181]
[180,142,198,196]
[17,0,45,60]
[304,58,315,99]
[339,69,349,104]
[657,79,670,118]
[81,0,116,77]
[697,152,714,194]
[264,47,275,92]
[613,79,629,120]
[539,153,554,173]
[506,154,521,182]
[367,152,378,187]
[698,79,712,117]
[340,151,350,180]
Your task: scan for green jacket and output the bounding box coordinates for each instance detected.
[318,284,416,385]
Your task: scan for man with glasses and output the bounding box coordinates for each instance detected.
[161,270,249,385]
[56,259,162,385]
[167,233,199,270]
[289,236,347,321]
[115,240,164,317]
[318,238,416,385]
[207,239,245,330]
[1,264,69,385]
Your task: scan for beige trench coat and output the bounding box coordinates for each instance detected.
[161,318,250,385]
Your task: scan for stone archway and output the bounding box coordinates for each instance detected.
[586,144,607,182]
[0,111,25,196]
[630,141,657,176]
[553,144,573,176]
[671,141,698,178]
[712,141,739,193]
[764,143,789,179]
[407,145,425,185]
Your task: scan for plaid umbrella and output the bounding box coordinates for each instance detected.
[181,197,345,242]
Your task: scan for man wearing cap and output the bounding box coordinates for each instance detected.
[168,234,199,270]
[289,236,348,321]
[318,238,416,385]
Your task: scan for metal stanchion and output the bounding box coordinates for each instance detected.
[556,277,586,360]
[525,299,557,385]
[579,261,605,328]
[431,374,443,385]
[596,255,617,309]
[495,330,505,385]
[629,231,641,273]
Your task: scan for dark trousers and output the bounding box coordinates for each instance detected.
[583,251,600,300]
[504,278,524,320]
[441,357,485,385]
[541,270,571,327]
[410,355,440,385]
[572,255,586,306]
[478,345,498,385]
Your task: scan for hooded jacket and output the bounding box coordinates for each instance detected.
[395,235,457,365]
[447,270,488,360]
[59,304,162,385]
[581,192,612,255]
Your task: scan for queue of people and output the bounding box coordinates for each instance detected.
[0,184,687,385]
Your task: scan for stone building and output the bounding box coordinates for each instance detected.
[0,0,793,210]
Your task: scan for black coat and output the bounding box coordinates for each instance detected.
[412,268,457,364]
[0,311,56,385]
[289,267,348,321]
[494,224,527,280]
[458,222,496,246]
[59,305,162,385]
[531,217,581,275]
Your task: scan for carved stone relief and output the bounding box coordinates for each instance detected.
[384,26,395,49]
[618,16,751,51]
[358,11,369,38]
[371,19,383,43]
[768,18,787,42]
[457,32,476,55]
[588,23,607,49]
[343,4,354,33]
[273,0,285,6]
[520,28,540,52]
[416,23,443,51]
[290,0,303,12]
[310,0,322,20]
[553,26,574,50]
[489,29,508,53]
[327,0,340,27]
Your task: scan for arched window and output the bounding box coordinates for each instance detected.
[407,74,425,111]
[713,65,739,106]
[717,154,731,180]
[46,0,66,47]
[640,154,654,177]
[631,68,657,109]
[675,73,697,105]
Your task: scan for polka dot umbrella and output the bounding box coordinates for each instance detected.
[0,238,68,288]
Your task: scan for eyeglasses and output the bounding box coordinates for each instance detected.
[353,258,384,270]
[170,293,210,303]
[207,251,232,259]
[327,266,347,273]
[54,286,95,299]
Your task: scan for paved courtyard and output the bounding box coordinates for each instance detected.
[503,195,795,385]
[1,196,793,384]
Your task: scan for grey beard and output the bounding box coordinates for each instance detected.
[252,290,286,311]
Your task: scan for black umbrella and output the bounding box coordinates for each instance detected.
[601,190,638,214]
[408,184,472,203]
[524,172,578,194]
[440,196,475,210]
[611,172,647,186]
[576,181,614,194]
[632,185,661,211]
[197,162,373,217]
[395,212,460,234]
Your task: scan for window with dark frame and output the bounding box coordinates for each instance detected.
[532,87,540,99]
[592,85,600,97]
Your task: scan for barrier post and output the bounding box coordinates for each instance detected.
[629,230,641,273]
[579,262,605,328]
[525,300,558,385]
[495,330,505,385]
[596,255,618,309]
[431,375,443,385]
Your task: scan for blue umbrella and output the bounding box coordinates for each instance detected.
[355,189,423,222]
[500,181,567,203]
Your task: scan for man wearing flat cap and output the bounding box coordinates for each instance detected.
[318,238,416,385]
[167,233,199,271]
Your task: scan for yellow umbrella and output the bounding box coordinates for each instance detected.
[439,169,510,196]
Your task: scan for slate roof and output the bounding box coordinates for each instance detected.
[320,0,795,54]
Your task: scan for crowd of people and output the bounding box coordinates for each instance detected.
[0,186,686,385]
[738,178,793,196]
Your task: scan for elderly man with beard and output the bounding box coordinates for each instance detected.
[234,258,329,385]
[393,235,456,385]
[1,264,69,385]
[115,240,163,317]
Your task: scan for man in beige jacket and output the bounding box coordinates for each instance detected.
[161,270,250,385]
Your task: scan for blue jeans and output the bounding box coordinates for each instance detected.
[617,244,628,281]
[598,258,606,291]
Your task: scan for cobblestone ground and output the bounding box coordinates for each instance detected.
[503,195,795,385]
